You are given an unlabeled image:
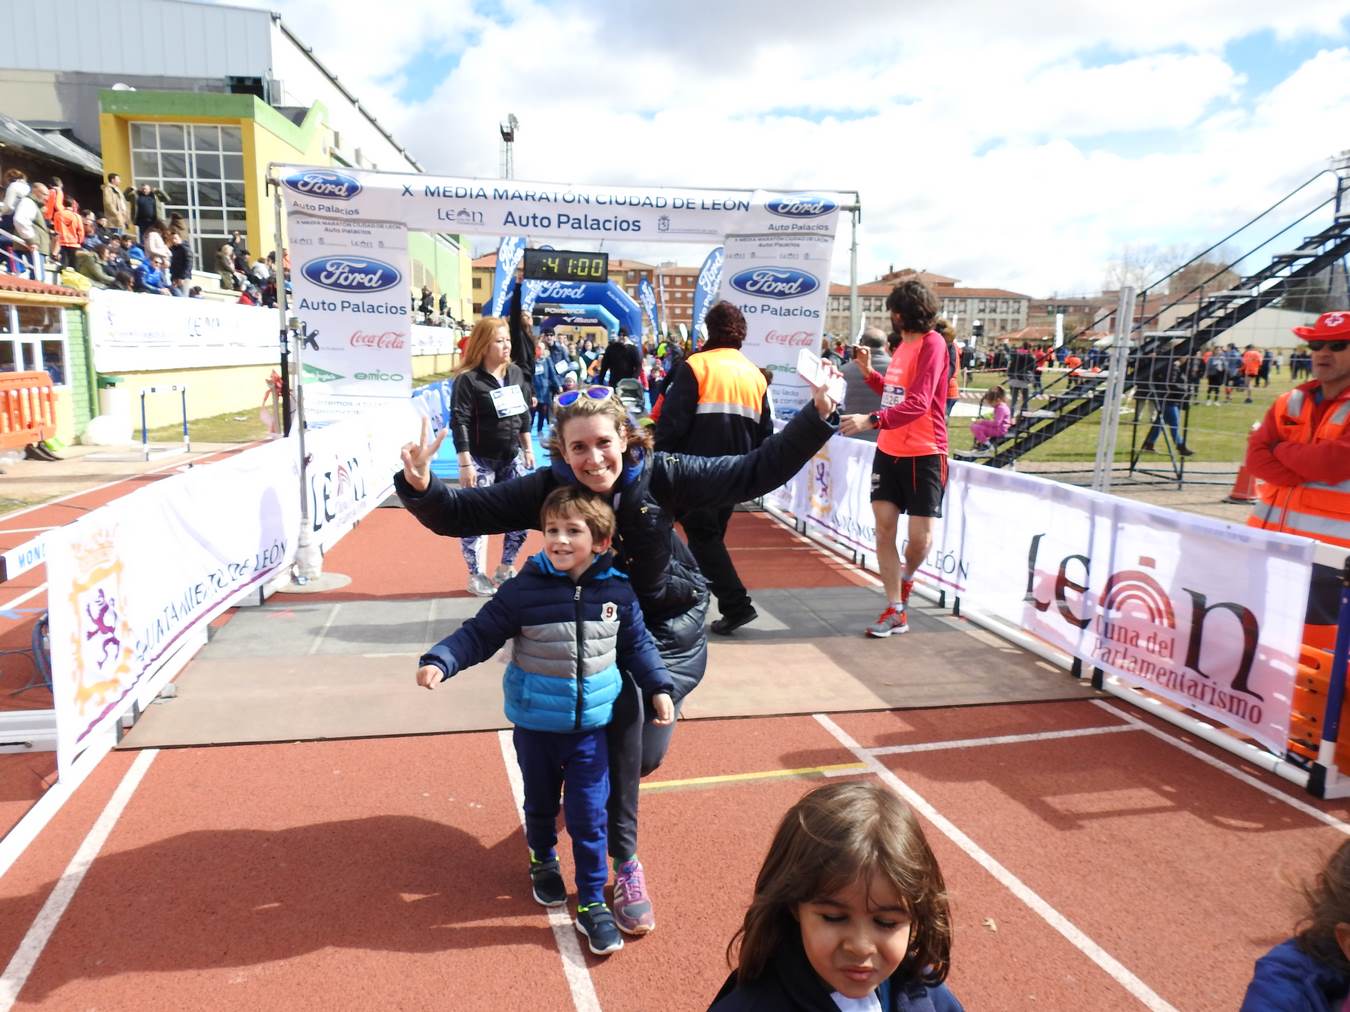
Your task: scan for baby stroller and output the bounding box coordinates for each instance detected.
[615,378,646,419]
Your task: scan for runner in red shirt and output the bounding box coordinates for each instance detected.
[840,280,948,637]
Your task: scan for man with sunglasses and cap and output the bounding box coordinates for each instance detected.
[1245,311,1350,652]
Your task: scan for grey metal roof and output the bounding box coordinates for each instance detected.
[0,113,102,176]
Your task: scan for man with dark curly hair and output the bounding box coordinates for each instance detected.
[840,279,950,637]
[655,301,772,634]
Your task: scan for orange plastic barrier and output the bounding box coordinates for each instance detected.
[0,371,56,451]
[1286,644,1350,770]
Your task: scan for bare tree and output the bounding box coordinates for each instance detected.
[1102,243,1186,293]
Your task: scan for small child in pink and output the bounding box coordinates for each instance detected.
[970,386,1011,448]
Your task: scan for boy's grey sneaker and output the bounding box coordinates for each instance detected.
[529,855,566,907]
[576,903,624,955]
[466,572,496,597]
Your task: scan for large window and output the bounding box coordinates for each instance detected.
[0,304,67,385]
[130,122,246,269]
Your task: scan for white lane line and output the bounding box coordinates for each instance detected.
[496,730,601,1012]
[0,748,159,1011]
[1091,700,1350,835]
[306,603,342,656]
[869,724,1139,755]
[814,714,1178,1012]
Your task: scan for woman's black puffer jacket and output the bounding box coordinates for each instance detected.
[394,403,837,701]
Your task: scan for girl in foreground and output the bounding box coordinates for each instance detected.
[1241,837,1350,1010]
[711,781,961,1012]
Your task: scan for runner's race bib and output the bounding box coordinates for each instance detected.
[882,384,905,408]
[490,384,528,418]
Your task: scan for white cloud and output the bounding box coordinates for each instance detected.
[243,0,1350,295]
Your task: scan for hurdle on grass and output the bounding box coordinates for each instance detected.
[138,384,190,461]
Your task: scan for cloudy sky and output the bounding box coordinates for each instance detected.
[239,0,1348,296]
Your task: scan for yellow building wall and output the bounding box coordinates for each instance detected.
[103,365,277,431]
[243,115,328,261]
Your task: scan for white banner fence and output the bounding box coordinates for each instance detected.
[767,434,1316,757]
[41,401,416,774]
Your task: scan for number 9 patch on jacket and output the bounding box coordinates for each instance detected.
[602,602,618,622]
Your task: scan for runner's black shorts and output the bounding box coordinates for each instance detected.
[870,451,947,517]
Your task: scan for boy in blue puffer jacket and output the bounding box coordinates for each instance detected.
[416,485,674,957]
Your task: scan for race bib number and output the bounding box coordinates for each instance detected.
[490,384,528,418]
[882,384,905,408]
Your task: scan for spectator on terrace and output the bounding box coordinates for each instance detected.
[188,285,203,299]
[80,210,99,249]
[139,254,172,295]
[0,169,28,217]
[52,196,85,270]
[128,182,167,246]
[142,223,169,264]
[230,231,250,273]
[419,286,435,323]
[167,212,190,246]
[11,182,51,279]
[217,242,239,290]
[41,177,63,224]
[76,243,116,287]
[168,231,193,296]
[112,270,135,292]
[105,237,132,277]
[102,173,129,231]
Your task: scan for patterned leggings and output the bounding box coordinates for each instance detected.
[460,454,528,575]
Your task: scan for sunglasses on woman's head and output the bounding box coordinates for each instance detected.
[555,385,613,407]
[1307,340,1350,353]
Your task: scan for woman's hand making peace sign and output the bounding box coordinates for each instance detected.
[400,417,447,493]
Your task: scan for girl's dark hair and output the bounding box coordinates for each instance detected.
[727,781,951,987]
[886,280,939,335]
[984,385,1007,403]
[703,301,747,350]
[1296,838,1350,972]
[545,389,653,463]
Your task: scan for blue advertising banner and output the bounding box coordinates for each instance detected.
[638,277,659,337]
[489,236,526,317]
[690,246,724,350]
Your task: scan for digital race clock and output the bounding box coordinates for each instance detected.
[522,249,609,283]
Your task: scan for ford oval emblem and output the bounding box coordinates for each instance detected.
[728,267,820,300]
[765,194,837,218]
[283,169,363,201]
[301,257,401,293]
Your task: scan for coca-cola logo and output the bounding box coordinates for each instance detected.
[349,330,406,349]
[763,330,815,347]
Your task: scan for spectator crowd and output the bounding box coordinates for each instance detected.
[1,169,286,306]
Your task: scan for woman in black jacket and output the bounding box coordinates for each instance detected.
[397,380,839,936]
[449,317,536,596]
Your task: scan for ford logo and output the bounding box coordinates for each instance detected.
[283,169,362,201]
[728,267,819,300]
[302,257,401,293]
[765,194,837,218]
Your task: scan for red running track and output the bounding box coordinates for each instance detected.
[0,507,1346,1009]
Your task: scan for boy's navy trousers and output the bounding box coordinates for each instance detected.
[513,726,609,906]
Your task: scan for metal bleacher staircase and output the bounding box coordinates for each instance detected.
[970,166,1350,470]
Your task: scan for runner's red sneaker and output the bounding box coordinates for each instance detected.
[866,605,909,638]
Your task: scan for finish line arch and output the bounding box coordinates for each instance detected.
[274,164,857,426]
